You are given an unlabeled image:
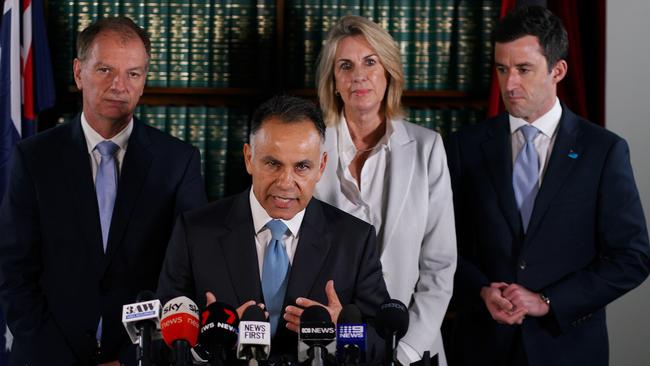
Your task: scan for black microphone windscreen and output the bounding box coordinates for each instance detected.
[337,304,362,324]
[241,305,266,322]
[200,301,240,349]
[136,290,157,302]
[301,305,330,322]
[375,299,409,340]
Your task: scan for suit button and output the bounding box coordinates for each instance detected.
[518,260,527,270]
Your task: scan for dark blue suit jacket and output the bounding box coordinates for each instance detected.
[447,106,650,366]
[156,190,389,362]
[0,115,207,365]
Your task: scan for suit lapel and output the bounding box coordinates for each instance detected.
[63,116,105,273]
[104,120,153,265]
[221,191,263,304]
[286,199,331,303]
[381,121,415,253]
[481,116,521,235]
[525,108,581,240]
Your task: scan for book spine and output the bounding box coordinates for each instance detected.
[99,0,120,18]
[301,0,321,88]
[120,0,146,27]
[49,0,77,86]
[389,2,413,89]
[225,108,251,196]
[187,106,208,176]
[255,0,276,88]
[211,0,231,87]
[189,0,211,87]
[454,1,480,92]
[229,0,257,87]
[145,0,169,87]
[432,0,453,90]
[205,107,229,200]
[285,0,304,88]
[338,0,360,17]
[166,105,188,140]
[413,2,432,90]
[168,0,190,87]
[75,0,99,34]
[374,0,391,32]
[479,0,499,92]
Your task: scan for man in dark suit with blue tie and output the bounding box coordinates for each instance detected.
[0,17,206,365]
[447,6,650,366]
[157,95,389,361]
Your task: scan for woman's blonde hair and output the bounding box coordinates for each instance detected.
[316,15,405,125]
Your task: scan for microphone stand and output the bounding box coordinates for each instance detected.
[172,340,192,366]
[384,332,399,366]
[138,322,153,366]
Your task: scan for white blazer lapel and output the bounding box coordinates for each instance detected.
[381,120,415,253]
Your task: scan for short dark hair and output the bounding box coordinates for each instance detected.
[77,16,151,63]
[250,95,326,142]
[494,5,568,71]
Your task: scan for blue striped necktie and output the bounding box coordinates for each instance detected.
[95,141,119,252]
[513,124,540,233]
[261,219,290,336]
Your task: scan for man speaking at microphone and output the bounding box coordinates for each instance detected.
[157,95,389,361]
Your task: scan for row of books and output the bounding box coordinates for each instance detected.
[407,107,484,139]
[131,104,483,200]
[281,0,498,91]
[135,105,251,200]
[47,0,499,91]
[48,0,276,88]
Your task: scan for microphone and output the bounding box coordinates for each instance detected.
[298,305,336,366]
[236,305,271,363]
[375,299,409,366]
[197,301,240,365]
[121,290,162,366]
[160,296,200,366]
[336,304,366,365]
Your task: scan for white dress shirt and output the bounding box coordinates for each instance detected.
[334,115,392,240]
[80,112,133,181]
[509,98,562,183]
[249,189,305,278]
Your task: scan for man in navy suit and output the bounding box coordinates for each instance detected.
[157,95,389,361]
[0,17,206,365]
[447,6,650,366]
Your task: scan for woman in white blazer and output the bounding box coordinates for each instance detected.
[313,15,457,365]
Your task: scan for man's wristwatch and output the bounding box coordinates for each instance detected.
[540,293,551,306]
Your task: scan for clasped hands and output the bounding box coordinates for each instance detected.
[480,282,549,325]
[205,279,342,333]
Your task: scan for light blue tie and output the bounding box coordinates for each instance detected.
[513,125,540,233]
[95,141,119,343]
[261,219,290,336]
[95,141,119,252]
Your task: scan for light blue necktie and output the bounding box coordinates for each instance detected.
[261,219,290,336]
[95,141,119,252]
[95,141,119,343]
[513,125,540,233]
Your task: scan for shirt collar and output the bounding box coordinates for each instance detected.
[249,188,305,238]
[509,97,562,138]
[80,112,134,154]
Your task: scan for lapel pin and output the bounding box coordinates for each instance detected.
[568,150,578,159]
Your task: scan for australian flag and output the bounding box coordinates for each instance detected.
[1,0,55,363]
